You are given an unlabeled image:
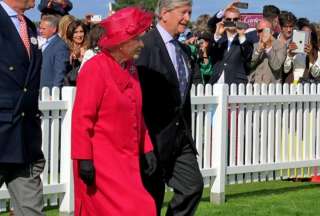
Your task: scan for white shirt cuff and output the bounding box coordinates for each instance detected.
[214,34,222,42]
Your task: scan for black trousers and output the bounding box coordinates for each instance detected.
[142,143,204,216]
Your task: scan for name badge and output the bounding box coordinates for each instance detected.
[30,37,38,46]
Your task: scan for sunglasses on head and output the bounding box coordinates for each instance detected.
[225,18,240,22]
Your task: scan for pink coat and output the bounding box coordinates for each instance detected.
[71,52,156,216]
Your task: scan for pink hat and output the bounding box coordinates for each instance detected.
[99,7,153,49]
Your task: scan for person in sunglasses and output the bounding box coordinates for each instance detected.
[208,7,253,85]
[248,19,287,84]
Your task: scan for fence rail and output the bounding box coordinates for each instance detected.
[0,83,319,213]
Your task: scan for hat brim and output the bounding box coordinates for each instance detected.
[99,12,152,49]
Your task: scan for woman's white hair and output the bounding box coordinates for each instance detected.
[155,0,192,17]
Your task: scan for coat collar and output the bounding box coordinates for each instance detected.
[152,28,180,87]
[103,52,132,92]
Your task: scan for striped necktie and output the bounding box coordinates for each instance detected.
[17,14,31,57]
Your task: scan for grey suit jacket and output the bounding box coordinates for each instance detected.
[249,39,287,84]
[40,35,69,88]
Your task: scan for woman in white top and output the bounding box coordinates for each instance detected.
[284,18,320,83]
[79,24,105,70]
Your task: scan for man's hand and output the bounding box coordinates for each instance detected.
[225,0,240,11]
[288,42,298,57]
[215,21,225,37]
[52,0,65,4]
[79,160,95,186]
[143,151,157,176]
[237,28,246,38]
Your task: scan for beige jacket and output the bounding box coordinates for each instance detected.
[249,39,287,84]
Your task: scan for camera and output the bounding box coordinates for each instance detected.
[236,22,249,30]
[233,2,249,9]
[224,20,236,28]
[196,39,205,46]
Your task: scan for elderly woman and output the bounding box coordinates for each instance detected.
[71,7,157,216]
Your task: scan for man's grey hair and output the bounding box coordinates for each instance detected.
[41,15,59,29]
[155,0,192,17]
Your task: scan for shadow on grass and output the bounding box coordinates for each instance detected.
[200,183,320,203]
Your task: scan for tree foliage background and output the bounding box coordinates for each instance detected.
[113,0,158,12]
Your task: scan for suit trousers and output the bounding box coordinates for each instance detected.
[0,159,45,216]
[142,142,204,216]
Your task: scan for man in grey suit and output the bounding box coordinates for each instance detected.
[39,14,69,88]
[249,19,287,84]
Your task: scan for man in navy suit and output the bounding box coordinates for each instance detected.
[136,0,203,215]
[39,14,69,88]
[208,2,280,44]
[0,0,45,215]
[208,7,253,85]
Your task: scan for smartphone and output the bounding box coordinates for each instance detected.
[292,30,308,53]
[224,20,236,28]
[233,2,249,9]
[261,28,271,43]
[91,15,102,22]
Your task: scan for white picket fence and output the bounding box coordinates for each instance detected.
[0,83,320,213]
[192,83,320,203]
[0,87,75,214]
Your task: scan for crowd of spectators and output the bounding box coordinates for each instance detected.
[37,0,320,90]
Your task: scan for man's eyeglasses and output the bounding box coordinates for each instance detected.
[225,18,240,22]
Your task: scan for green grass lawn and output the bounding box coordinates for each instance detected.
[1,180,319,216]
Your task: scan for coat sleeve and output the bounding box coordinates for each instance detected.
[53,42,70,87]
[140,118,153,155]
[71,58,106,160]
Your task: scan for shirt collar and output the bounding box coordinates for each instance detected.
[156,23,174,44]
[46,34,57,43]
[0,1,18,17]
[227,33,237,41]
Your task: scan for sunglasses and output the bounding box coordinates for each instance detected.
[257,29,264,33]
[225,18,240,22]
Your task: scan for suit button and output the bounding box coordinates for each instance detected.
[224,63,228,66]
[23,88,27,92]
[176,122,179,126]
[9,66,14,71]
[21,112,25,117]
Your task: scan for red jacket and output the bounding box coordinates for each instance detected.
[71,52,156,216]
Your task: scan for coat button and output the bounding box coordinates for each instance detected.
[9,66,14,71]
[21,112,25,117]
[224,63,227,66]
[23,88,27,92]
[175,122,179,126]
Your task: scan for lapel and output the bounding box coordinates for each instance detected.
[24,17,41,86]
[43,35,59,55]
[153,29,179,88]
[105,53,131,93]
[222,34,239,62]
[0,4,30,87]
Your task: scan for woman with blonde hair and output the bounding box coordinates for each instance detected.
[58,14,75,42]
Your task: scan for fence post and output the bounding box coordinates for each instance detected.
[210,84,228,204]
[59,87,76,215]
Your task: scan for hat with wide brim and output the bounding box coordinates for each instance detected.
[98,7,153,49]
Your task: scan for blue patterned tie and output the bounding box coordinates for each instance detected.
[171,39,188,99]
